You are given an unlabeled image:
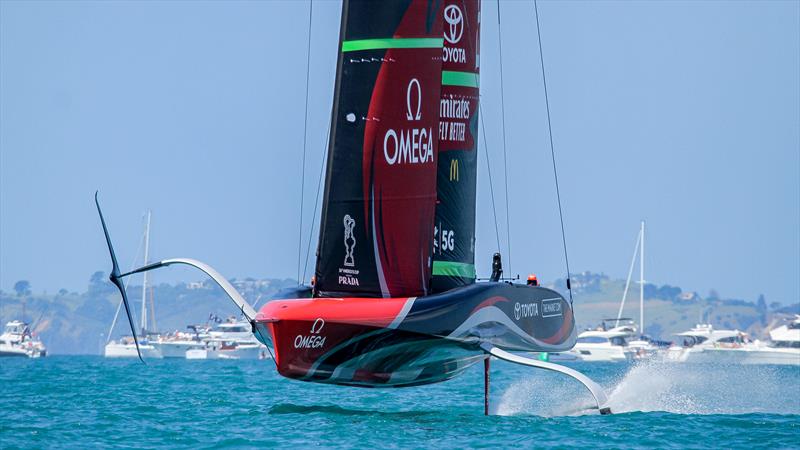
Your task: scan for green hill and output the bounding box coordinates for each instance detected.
[550,272,797,341]
[1,271,796,354]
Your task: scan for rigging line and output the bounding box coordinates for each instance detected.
[495,0,512,275]
[302,119,332,284]
[296,0,314,285]
[479,103,502,253]
[533,0,573,303]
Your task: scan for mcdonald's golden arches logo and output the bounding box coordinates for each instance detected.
[449,158,459,181]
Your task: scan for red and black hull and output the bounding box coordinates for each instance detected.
[255,282,576,387]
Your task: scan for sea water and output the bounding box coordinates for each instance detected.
[1,356,798,448]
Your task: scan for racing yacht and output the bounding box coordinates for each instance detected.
[95,0,612,414]
[0,320,46,358]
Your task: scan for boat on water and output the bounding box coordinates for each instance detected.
[95,0,613,414]
[184,318,269,360]
[566,223,663,362]
[568,319,637,362]
[151,325,208,358]
[104,211,163,359]
[667,317,800,366]
[104,336,162,359]
[665,324,753,363]
[0,320,46,358]
[738,315,800,365]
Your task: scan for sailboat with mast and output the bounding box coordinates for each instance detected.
[567,221,662,362]
[95,0,612,414]
[104,211,161,359]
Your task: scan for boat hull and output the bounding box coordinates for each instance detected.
[186,344,268,360]
[671,346,800,365]
[104,343,162,359]
[569,345,631,362]
[151,341,205,358]
[255,283,576,387]
[0,345,30,357]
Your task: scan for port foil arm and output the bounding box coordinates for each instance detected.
[118,258,257,321]
[480,343,612,414]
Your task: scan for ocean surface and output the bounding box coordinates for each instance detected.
[1,356,798,449]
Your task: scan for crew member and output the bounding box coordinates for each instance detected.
[526,274,539,287]
[490,253,503,282]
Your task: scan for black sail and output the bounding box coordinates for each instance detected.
[431,0,481,292]
[314,0,445,298]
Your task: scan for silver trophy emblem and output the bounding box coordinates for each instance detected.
[343,214,356,267]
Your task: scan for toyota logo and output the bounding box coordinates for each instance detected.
[443,5,463,45]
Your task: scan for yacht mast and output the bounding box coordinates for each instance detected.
[639,220,645,337]
[615,227,641,325]
[140,211,151,334]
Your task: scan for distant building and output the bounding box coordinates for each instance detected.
[678,291,700,302]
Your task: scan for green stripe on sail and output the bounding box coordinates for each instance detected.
[441,71,479,88]
[432,261,476,278]
[342,38,444,52]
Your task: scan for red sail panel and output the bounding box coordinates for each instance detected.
[314,0,444,298]
[432,0,481,292]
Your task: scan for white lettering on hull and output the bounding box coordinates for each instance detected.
[514,302,540,321]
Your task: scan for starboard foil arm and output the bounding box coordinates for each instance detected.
[480,343,612,415]
[95,193,257,364]
[119,258,257,321]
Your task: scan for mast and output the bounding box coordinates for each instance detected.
[431,0,481,292]
[140,211,151,333]
[639,220,645,337]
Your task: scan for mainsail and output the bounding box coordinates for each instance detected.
[314,0,445,298]
[432,0,481,292]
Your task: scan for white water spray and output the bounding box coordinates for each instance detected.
[496,359,799,417]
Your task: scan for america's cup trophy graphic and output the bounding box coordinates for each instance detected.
[343,214,356,267]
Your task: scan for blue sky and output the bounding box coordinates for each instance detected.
[1,0,798,304]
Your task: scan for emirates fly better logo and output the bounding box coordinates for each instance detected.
[383,78,434,165]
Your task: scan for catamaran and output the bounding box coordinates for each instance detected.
[95,0,612,414]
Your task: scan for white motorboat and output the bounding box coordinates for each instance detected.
[184,318,269,360]
[665,324,754,363]
[568,327,633,362]
[769,315,800,349]
[0,320,46,358]
[151,325,208,358]
[692,316,800,366]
